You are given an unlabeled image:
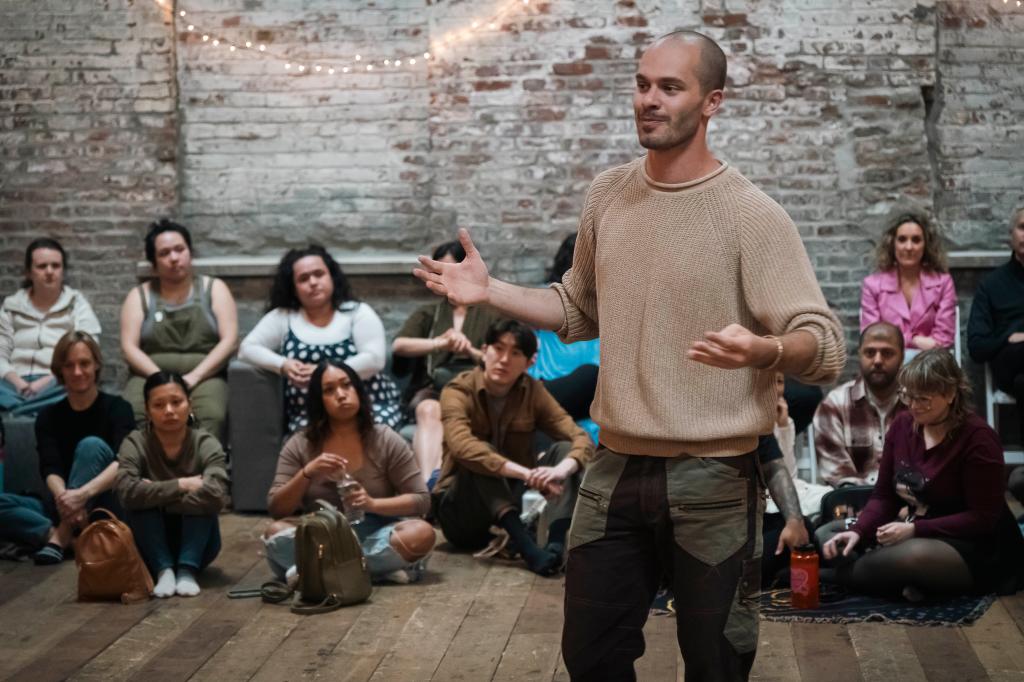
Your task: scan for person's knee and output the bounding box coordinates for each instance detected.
[263,519,295,539]
[74,436,114,464]
[415,399,441,424]
[391,520,436,560]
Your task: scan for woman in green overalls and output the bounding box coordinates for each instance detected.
[119,219,238,442]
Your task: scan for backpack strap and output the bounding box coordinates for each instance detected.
[260,580,294,604]
[290,592,344,616]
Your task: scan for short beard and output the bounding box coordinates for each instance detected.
[636,116,700,151]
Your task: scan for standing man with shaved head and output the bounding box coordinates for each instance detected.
[415,31,845,681]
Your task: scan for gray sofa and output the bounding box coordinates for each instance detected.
[226,360,286,512]
[1,414,44,497]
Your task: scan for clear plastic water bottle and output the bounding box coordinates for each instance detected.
[337,473,364,525]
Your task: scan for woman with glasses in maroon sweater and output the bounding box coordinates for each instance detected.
[824,349,1024,599]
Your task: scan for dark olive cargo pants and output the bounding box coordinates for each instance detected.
[562,448,764,682]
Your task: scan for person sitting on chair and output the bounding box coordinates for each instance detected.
[433,319,594,576]
[968,206,1024,471]
[813,322,907,488]
[823,349,1024,600]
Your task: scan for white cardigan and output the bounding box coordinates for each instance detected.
[237,303,386,380]
[0,286,102,378]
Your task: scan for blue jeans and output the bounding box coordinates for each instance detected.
[0,375,66,417]
[0,436,118,547]
[128,508,221,575]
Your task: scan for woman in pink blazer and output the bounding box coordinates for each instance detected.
[861,210,957,353]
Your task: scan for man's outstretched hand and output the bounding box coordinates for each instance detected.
[414,228,491,306]
[687,323,775,370]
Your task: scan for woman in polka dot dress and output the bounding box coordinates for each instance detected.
[238,245,403,434]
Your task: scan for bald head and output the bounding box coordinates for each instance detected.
[860,321,904,353]
[649,30,727,94]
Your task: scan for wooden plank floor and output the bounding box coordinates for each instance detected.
[1,512,1023,682]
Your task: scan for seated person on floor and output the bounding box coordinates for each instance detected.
[0,331,134,564]
[264,360,435,584]
[120,219,238,441]
[760,373,832,586]
[392,240,502,483]
[116,371,229,598]
[968,206,1024,452]
[239,245,402,434]
[823,349,1024,600]
[860,207,957,361]
[529,233,600,442]
[814,321,906,487]
[1,238,101,416]
[433,319,594,576]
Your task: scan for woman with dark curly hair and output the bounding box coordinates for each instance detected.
[860,208,957,359]
[238,244,402,433]
[823,349,1024,600]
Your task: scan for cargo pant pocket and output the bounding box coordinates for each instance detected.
[567,448,626,551]
[723,557,761,655]
[666,456,749,566]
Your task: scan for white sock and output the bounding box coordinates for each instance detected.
[175,567,200,597]
[154,568,176,598]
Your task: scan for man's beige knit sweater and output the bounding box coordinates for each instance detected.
[552,158,846,458]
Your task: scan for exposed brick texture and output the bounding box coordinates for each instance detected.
[2,0,1023,388]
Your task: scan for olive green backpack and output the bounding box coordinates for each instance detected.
[262,499,372,614]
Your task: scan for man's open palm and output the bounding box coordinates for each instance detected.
[414,228,490,306]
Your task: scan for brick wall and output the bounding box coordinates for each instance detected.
[0,0,177,383]
[2,0,1023,386]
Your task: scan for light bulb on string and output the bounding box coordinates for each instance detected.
[259,44,266,51]
[229,44,236,51]
[384,59,390,65]
[212,39,219,46]
[328,67,335,74]
[298,64,305,71]
[179,9,186,16]
[424,51,430,59]
[202,34,209,41]
[186,24,194,31]
[355,54,362,61]
[409,58,416,64]
[245,41,252,48]
[366,64,373,70]
[343,66,350,73]
[395,59,402,66]
[285,63,291,69]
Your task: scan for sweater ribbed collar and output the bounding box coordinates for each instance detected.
[640,158,730,193]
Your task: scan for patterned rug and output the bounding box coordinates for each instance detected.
[758,585,996,626]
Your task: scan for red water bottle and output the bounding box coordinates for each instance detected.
[790,544,820,609]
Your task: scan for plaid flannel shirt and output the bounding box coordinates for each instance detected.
[812,376,905,487]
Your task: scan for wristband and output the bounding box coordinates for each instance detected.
[762,335,784,371]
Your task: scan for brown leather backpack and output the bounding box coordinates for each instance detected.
[75,508,153,604]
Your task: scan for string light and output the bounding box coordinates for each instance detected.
[169,0,537,76]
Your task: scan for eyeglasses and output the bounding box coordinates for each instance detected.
[897,389,932,409]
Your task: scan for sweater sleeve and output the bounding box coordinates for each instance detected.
[0,304,14,378]
[440,383,507,476]
[344,303,387,379]
[912,426,1006,540]
[115,433,184,510]
[237,309,289,372]
[267,433,308,509]
[71,291,102,338]
[966,279,1008,363]
[552,183,601,343]
[930,274,958,348]
[172,432,229,515]
[738,195,845,385]
[377,428,431,516]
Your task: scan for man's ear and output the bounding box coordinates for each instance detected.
[703,88,724,118]
[528,353,537,369]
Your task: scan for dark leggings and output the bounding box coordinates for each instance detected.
[542,364,599,422]
[839,538,974,599]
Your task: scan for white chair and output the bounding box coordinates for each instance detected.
[795,423,819,485]
[984,363,1023,464]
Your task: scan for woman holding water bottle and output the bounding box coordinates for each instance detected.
[264,360,435,584]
